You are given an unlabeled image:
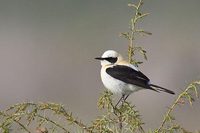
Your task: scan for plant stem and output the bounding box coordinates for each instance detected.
[128,0,143,63]
[36,114,70,133]
[157,82,198,132]
[0,112,31,133]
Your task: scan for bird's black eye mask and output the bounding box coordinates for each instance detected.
[104,57,117,63]
[95,57,117,63]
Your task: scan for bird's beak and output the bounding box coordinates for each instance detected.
[95,57,104,60]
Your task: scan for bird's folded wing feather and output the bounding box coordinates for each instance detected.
[106,65,150,88]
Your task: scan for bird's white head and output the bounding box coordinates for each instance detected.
[95,50,123,66]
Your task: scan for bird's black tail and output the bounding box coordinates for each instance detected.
[149,84,175,95]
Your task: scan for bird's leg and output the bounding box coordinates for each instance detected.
[120,94,129,106]
[123,94,130,101]
[115,94,125,107]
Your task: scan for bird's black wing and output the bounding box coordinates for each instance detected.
[106,65,151,88]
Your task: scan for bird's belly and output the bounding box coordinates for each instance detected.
[101,70,140,95]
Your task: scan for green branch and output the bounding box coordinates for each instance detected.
[121,0,151,65]
[0,111,31,133]
[156,81,200,132]
[0,102,92,133]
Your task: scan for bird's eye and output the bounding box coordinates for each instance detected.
[105,57,117,63]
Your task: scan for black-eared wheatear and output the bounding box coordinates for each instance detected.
[95,50,175,106]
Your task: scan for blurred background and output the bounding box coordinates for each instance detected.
[0,0,200,131]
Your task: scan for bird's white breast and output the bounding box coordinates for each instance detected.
[101,67,141,95]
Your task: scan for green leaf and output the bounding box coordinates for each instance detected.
[136,29,152,35]
[120,32,130,40]
[136,13,150,20]
[128,3,137,9]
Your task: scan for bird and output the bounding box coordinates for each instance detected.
[95,50,175,106]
